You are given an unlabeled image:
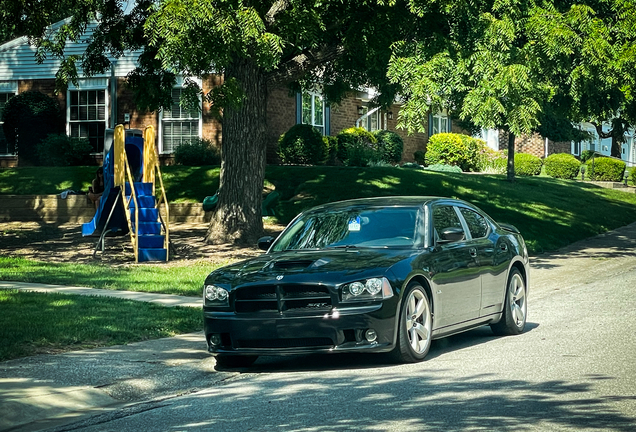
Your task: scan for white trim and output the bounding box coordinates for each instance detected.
[301,90,326,134]
[158,85,202,154]
[66,84,110,153]
[68,78,109,90]
[0,81,18,92]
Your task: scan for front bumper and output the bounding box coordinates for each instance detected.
[204,303,398,356]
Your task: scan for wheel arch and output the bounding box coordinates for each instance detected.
[509,258,529,294]
[401,274,435,317]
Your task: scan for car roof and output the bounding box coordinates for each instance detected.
[308,196,474,212]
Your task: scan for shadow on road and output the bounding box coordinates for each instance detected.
[223,322,540,374]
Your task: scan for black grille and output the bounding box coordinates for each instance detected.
[236,337,334,348]
[233,284,332,313]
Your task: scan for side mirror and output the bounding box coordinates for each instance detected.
[439,227,465,243]
[257,236,275,251]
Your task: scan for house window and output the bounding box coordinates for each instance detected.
[359,106,380,131]
[0,92,16,154]
[572,141,581,156]
[69,89,107,153]
[161,88,200,153]
[302,91,325,134]
[430,112,451,136]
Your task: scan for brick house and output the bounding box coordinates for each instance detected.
[0,20,464,168]
[480,126,636,166]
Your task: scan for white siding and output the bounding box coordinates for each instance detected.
[0,21,141,80]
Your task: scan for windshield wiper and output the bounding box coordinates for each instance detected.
[329,245,358,249]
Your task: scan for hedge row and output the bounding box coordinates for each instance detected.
[277,125,404,167]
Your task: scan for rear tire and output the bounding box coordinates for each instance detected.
[389,282,433,363]
[214,355,258,370]
[491,268,527,336]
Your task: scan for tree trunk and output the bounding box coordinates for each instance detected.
[507,131,516,182]
[205,58,267,245]
[611,135,621,158]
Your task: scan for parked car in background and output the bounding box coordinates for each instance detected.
[203,197,529,368]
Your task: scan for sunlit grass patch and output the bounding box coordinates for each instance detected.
[0,256,220,296]
[0,290,203,361]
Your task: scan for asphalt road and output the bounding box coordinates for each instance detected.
[55,248,636,431]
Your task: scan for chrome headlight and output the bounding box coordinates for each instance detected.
[203,284,229,306]
[341,277,393,302]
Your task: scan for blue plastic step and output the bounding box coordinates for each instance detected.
[138,235,165,249]
[128,196,156,209]
[132,222,162,235]
[130,208,159,223]
[138,248,168,262]
[125,182,154,197]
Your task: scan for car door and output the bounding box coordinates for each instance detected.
[429,204,482,327]
[457,207,507,317]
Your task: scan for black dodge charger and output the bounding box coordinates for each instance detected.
[203,197,529,368]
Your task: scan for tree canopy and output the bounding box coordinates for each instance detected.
[389,0,636,174]
[5,0,636,237]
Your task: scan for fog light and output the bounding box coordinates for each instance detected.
[209,334,222,346]
[365,329,377,342]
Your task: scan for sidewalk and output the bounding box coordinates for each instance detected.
[1,221,636,431]
[0,283,218,431]
[0,281,202,308]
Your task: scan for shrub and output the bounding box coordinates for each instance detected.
[336,127,380,166]
[514,153,543,176]
[413,150,426,165]
[2,91,62,166]
[37,134,93,166]
[630,166,636,186]
[322,135,339,166]
[477,147,506,173]
[174,139,221,166]
[586,156,626,182]
[372,130,404,163]
[425,133,486,172]
[277,124,326,165]
[401,162,424,170]
[424,163,463,173]
[544,153,581,179]
[580,150,599,163]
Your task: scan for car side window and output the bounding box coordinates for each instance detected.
[459,208,489,239]
[432,205,465,242]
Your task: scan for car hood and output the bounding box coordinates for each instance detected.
[205,248,417,287]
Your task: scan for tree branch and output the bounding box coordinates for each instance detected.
[265,0,290,25]
[592,122,612,139]
[266,44,346,86]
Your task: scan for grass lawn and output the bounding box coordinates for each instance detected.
[2,164,636,360]
[3,165,636,253]
[0,257,220,297]
[0,289,203,361]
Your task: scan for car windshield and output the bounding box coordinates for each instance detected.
[271,206,424,251]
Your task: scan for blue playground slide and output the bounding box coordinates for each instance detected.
[81,134,144,237]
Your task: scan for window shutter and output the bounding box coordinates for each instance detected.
[325,105,331,135]
[428,113,433,137]
[448,117,452,133]
[296,93,302,124]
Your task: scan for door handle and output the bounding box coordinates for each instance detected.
[469,248,477,257]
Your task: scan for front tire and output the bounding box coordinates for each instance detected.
[214,355,258,370]
[491,268,527,336]
[389,282,433,363]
